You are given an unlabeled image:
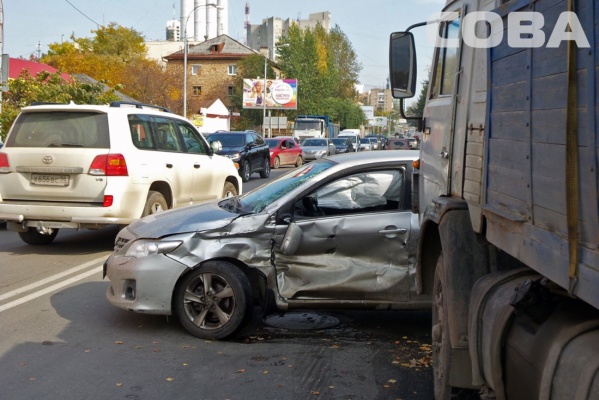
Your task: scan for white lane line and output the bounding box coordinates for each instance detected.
[0,255,107,302]
[0,266,103,313]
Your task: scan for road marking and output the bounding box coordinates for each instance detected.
[0,256,107,313]
[0,255,107,302]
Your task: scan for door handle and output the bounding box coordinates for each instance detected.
[194,163,200,169]
[438,151,448,159]
[378,228,407,235]
[166,163,173,168]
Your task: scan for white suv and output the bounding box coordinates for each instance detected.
[0,101,242,245]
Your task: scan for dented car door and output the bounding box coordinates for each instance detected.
[274,168,417,303]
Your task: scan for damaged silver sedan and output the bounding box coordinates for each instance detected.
[103,150,428,339]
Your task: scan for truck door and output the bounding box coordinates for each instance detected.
[420,9,462,205]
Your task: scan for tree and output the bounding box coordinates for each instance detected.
[406,79,429,117]
[0,70,120,140]
[40,23,181,111]
[277,24,362,122]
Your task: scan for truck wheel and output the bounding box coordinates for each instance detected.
[142,191,168,217]
[174,261,252,340]
[18,228,59,245]
[433,253,453,399]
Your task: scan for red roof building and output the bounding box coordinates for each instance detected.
[8,58,72,81]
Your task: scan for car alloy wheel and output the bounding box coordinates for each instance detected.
[174,261,252,340]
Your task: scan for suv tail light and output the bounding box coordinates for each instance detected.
[89,154,128,176]
[0,153,9,173]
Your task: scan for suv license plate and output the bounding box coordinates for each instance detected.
[31,174,70,186]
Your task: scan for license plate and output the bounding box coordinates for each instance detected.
[31,174,69,186]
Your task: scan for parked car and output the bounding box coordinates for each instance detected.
[386,138,412,150]
[359,138,373,151]
[0,101,241,245]
[104,150,424,340]
[301,138,336,161]
[206,131,270,182]
[264,136,303,169]
[331,137,355,154]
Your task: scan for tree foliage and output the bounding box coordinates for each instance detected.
[0,70,120,140]
[275,24,364,126]
[406,79,429,117]
[40,22,181,112]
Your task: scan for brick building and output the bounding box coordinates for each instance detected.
[164,34,259,117]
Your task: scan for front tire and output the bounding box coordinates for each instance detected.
[142,191,168,217]
[18,228,58,245]
[222,181,237,198]
[259,157,271,178]
[295,155,303,167]
[433,253,454,399]
[174,261,252,340]
[273,156,280,169]
[241,160,251,182]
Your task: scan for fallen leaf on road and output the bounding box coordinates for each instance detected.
[166,377,174,382]
[237,369,246,373]
[388,379,397,383]
[116,383,123,387]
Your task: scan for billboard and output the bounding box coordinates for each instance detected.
[243,78,297,110]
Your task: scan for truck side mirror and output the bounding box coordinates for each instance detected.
[389,31,417,99]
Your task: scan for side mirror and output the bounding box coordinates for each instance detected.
[280,222,303,256]
[210,140,222,153]
[389,31,417,99]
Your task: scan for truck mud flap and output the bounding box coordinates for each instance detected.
[468,268,538,399]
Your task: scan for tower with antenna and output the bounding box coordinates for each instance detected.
[244,2,250,45]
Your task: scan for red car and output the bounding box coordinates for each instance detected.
[264,136,303,168]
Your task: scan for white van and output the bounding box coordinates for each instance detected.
[338,131,361,152]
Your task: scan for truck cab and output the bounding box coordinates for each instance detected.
[390,0,599,399]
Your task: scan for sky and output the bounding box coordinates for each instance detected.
[3,0,445,98]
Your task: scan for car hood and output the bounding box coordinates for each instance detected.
[124,200,238,238]
[302,146,327,151]
[217,146,244,155]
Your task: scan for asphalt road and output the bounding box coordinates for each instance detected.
[0,166,434,400]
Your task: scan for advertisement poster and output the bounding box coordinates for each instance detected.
[243,78,298,110]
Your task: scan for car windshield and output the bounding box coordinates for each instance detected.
[265,139,281,149]
[331,139,347,146]
[207,133,245,147]
[303,139,327,146]
[360,139,370,143]
[222,159,336,214]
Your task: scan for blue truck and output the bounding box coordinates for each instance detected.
[390,0,599,399]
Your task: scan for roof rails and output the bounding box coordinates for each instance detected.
[30,101,68,106]
[110,101,172,113]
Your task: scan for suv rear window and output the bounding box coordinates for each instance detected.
[7,111,110,148]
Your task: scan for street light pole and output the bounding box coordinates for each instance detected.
[183,3,218,118]
[262,43,289,137]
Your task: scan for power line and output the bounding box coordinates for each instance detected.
[64,0,101,28]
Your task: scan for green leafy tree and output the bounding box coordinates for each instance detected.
[0,70,120,139]
[406,79,429,117]
[277,23,362,122]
